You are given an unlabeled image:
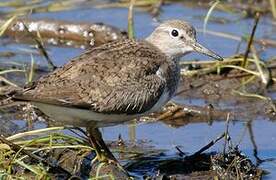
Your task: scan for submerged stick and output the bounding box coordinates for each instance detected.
[189,133,225,158]
[0,18,127,47]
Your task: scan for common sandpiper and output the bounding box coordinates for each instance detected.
[6,19,223,164]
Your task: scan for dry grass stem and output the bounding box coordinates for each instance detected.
[128,0,136,39]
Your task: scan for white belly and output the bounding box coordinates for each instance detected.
[146,90,170,113]
[32,91,170,128]
[33,102,138,127]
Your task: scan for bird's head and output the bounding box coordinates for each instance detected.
[146,20,223,60]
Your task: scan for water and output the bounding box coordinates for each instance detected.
[0,1,275,179]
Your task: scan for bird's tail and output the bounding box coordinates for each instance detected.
[0,86,23,107]
[0,97,14,106]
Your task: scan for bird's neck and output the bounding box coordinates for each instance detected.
[145,36,181,60]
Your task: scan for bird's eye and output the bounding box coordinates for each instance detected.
[171,29,179,37]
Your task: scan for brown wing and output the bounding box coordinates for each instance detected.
[14,39,167,114]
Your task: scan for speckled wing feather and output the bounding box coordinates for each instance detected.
[14,39,168,114]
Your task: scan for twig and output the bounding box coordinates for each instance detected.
[68,127,89,141]
[189,133,225,158]
[156,105,182,120]
[150,0,163,17]
[175,146,186,157]
[242,12,260,67]
[22,23,57,71]
[223,113,231,155]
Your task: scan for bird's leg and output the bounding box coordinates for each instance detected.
[87,127,117,163]
[87,127,130,177]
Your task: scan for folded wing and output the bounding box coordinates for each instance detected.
[14,39,167,115]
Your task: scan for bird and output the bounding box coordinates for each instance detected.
[1,19,223,164]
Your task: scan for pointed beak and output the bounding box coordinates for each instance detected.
[192,42,223,61]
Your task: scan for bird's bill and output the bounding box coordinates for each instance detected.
[192,42,223,61]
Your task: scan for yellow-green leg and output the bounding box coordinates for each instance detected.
[87,127,117,163]
[87,127,130,178]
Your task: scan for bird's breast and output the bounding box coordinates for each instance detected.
[149,61,180,113]
[158,60,181,97]
[147,89,170,113]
